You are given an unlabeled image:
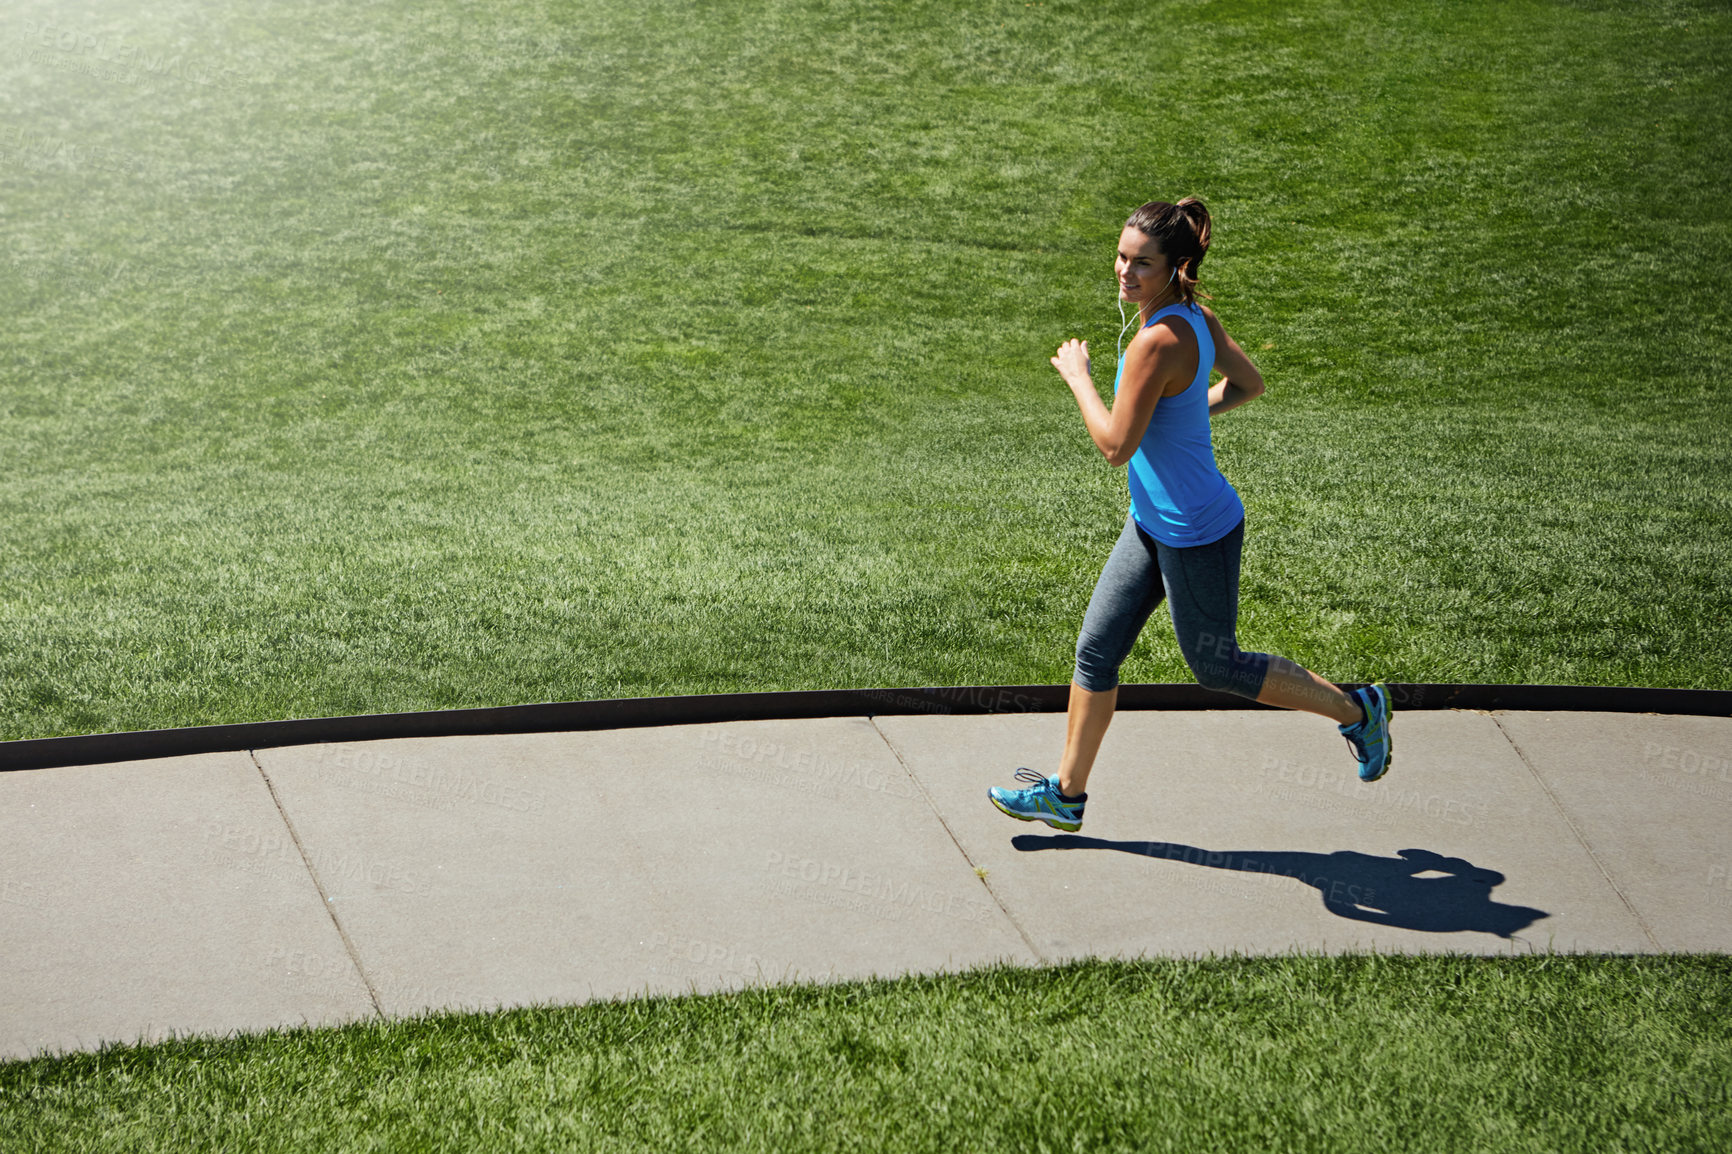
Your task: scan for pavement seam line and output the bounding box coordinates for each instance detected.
[248,749,385,1017]
[865,716,1047,965]
[1489,715,1662,951]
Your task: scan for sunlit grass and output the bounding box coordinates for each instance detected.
[3,954,1728,1152]
[2,0,1726,741]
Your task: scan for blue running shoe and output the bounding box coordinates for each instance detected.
[989,768,1086,831]
[1340,682,1393,782]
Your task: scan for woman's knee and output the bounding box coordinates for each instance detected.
[1073,637,1122,694]
[1181,632,1268,697]
[1073,664,1120,694]
[1185,653,1239,694]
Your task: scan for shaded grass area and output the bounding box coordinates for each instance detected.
[2,954,1729,1152]
[2,0,1729,741]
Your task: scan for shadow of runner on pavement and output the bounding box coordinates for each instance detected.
[1013,837,1549,939]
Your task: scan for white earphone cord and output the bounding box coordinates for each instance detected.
[1116,267,1178,361]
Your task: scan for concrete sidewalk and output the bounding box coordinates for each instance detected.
[3,708,1729,1062]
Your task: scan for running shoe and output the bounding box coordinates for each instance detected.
[988,768,1086,831]
[1340,682,1393,782]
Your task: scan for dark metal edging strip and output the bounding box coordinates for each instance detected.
[1,682,1727,773]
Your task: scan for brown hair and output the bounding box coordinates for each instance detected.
[1124,197,1211,307]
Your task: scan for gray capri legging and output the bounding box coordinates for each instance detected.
[1074,512,1272,697]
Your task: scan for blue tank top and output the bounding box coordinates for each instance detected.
[1112,301,1245,547]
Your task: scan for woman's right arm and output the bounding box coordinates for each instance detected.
[1202,306,1266,416]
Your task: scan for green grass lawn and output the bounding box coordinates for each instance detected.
[2,0,1727,743]
[3,954,1729,1152]
[4,1,1730,1147]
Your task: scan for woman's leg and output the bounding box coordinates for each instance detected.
[1061,514,1169,797]
[1158,520,1364,725]
[1057,681,1118,799]
[1255,655,1364,725]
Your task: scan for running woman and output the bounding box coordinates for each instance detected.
[989,197,1392,832]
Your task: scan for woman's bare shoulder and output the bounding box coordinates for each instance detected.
[1126,311,1201,396]
[1131,313,1195,355]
